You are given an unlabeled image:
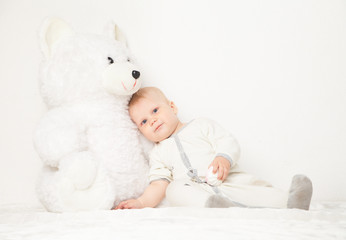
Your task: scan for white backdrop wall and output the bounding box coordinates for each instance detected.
[0,0,345,206]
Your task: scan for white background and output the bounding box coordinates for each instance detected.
[0,0,345,206]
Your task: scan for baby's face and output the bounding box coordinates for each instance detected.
[129,97,181,142]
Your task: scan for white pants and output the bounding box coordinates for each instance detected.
[165,172,288,208]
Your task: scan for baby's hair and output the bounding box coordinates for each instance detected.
[129,87,169,108]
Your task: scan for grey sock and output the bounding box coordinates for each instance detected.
[205,194,236,208]
[287,174,313,210]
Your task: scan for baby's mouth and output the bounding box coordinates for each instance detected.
[155,123,163,132]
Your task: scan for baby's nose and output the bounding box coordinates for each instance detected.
[150,118,157,126]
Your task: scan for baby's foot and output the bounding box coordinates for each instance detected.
[205,195,236,208]
[287,174,313,210]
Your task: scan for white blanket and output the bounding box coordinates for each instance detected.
[0,202,345,240]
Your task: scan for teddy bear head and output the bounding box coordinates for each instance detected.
[39,18,141,107]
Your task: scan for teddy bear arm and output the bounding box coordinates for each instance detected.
[34,110,87,167]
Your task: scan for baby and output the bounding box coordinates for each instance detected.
[115,87,313,210]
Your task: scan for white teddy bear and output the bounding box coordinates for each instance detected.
[34,17,149,212]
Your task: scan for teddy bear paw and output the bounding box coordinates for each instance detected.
[60,152,98,190]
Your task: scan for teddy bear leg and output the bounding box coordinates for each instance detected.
[36,166,65,212]
[55,152,115,211]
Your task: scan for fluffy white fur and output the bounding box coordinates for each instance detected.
[34,18,149,212]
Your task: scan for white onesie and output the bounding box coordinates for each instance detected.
[149,118,288,208]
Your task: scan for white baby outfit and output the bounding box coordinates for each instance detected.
[149,118,288,208]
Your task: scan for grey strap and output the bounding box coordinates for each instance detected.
[173,135,251,207]
[173,135,204,184]
[173,135,220,194]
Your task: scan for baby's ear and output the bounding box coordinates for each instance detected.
[170,101,178,114]
[39,17,74,59]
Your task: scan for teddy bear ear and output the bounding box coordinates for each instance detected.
[39,17,74,59]
[104,21,128,47]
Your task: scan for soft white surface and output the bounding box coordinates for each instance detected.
[0,203,345,240]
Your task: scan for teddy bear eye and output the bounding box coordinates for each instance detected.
[108,57,114,64]
[127,58,131,62]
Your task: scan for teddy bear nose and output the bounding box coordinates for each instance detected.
[132,70,140,79]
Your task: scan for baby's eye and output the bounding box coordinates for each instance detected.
[153,108,158,113]
[141,119,147,125]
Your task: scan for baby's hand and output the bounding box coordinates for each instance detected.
[208,156,231,181]
[205,166,222,186]
[114,199,144,210]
